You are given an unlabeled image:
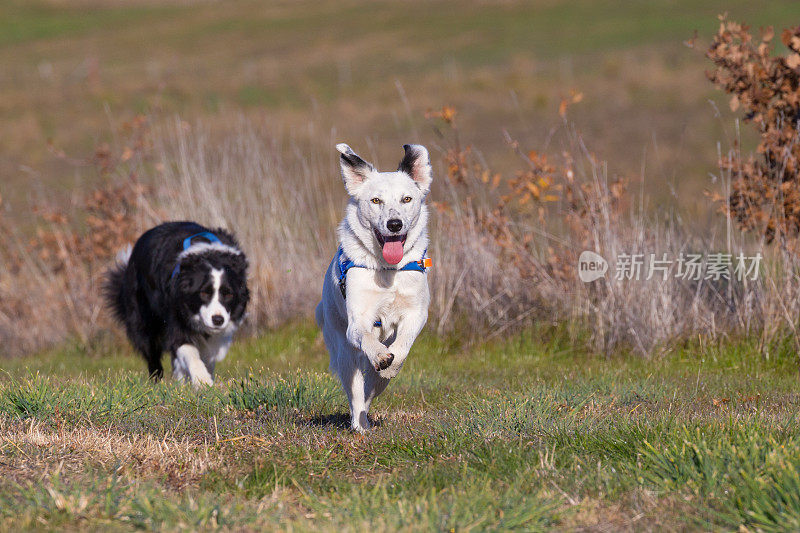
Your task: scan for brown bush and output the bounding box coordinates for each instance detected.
[29,180,149,274]
[0,116,156,356]
[707,17,800,246]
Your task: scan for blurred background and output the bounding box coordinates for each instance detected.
[2,0,800,357]
[4,0,796,217]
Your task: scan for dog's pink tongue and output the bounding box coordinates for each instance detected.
[382,240,404,265]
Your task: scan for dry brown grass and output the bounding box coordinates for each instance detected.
[3,8,800,358]
[0,417,218,488]
[2,100,800,358]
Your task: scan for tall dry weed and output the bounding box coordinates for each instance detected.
[2,16,800,358]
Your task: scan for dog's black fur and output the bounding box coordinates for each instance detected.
[104,221,249,379]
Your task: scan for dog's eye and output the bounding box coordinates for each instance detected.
[401,196,412,204]
[371,197,382,204]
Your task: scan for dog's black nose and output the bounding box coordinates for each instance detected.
[211,315,224,327]
[387,219,403,233]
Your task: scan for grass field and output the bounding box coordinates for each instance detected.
[3,0,800,220]
[2,323,799,530]
[5,2,800,530]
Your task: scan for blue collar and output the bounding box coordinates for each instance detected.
[335,246,430,300]
[170,232,221,280]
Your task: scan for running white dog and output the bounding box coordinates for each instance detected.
[316,143,433,432]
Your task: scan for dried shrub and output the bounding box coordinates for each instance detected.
[426,101,800,356]
[29,180,149,273]
[0,117,156,355]
[424,107,541,334]
[707,17,800,245]
[426,106,632,343]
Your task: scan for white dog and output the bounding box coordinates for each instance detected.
[316,143,433,432]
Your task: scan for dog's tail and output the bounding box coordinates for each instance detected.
[103,245,132,324]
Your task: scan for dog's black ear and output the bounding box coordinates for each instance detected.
[398,144,432,195]
[227,252,248,281]
[175,255,205,293]
[337,143,374,196]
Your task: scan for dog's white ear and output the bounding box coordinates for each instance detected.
[336,143,374,196]
[398,144,432,194]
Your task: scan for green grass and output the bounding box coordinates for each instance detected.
[0,2,181,48]
[2,323,799,530]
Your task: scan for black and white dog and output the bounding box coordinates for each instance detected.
[104,221,249,386]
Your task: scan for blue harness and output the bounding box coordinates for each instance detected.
[334,246,430,328]
[170,232,221,280]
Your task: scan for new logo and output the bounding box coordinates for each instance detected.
[578,251,608,282]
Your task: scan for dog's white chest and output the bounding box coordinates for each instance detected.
[345,268,429,325]
[385,273,427,312]
[198,333,234,364]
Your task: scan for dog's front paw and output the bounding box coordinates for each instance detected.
[374,352,394,372]
[191,375,214,389]
[351,411,372,433]
[378,359,404,379]
[351,421,371,434]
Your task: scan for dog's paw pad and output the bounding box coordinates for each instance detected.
[375,353,394,371]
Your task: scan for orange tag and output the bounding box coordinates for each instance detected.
[423,257,433,268]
